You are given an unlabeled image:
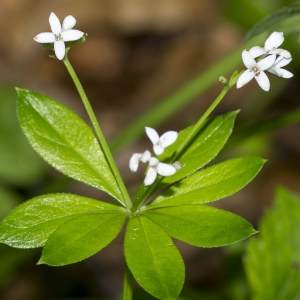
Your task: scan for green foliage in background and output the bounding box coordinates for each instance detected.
[0,86,45,186]
[245,187,300,300]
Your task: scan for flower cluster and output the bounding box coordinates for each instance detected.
[129,127,179,186]
[34,12,84,60]
[237,32,293,91]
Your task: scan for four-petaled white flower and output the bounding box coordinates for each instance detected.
[129,127,179,185]
[237,50,276,91]
[144,157,176,186]
[129,150,151,173]
[249,32,291,59]
[267,56,293,78]
[34,12,84,60]
[145,127,178,155]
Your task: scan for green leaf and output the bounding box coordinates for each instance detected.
[17,89,122,202]
[156,111,238,190]
[144,205,257,247]
[0,86,46,186]
[0,193,123,248]
[124,215,184,300]
[244,187,300,300]
[39,211,127,266]
[147,157,265,208]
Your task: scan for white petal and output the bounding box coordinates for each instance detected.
[144,167,157,186]
[49,12,61,35]
[242,50,256,69]
[62,15,76,31]
[54,40,65,60]
[145,127,160,145]
[129,153,142,172]
[34,32,55,43]
[266,67,282,77]
[156,163,176,176]
[236,69,255,88]
[140,150,151,163]
[264,32,284,51]
[153,145,164,155]
[279,69,293,78]
[276,57,292,68]
[249,46,266,58]
[159,131,178,148]
[149,157,159,167]
[62,30,84,42]
[257,54,276,71]
[268,48,291,58]
[255,71,270,91]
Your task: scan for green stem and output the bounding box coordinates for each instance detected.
[63,56,132,208]
[170,71,241,160]
[132,70,242,211]
[122,263,133,300]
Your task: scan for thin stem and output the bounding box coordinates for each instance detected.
[170,71,241,161]
[132,70,243,211]
[63,56,132,208]
[122,263,133,300]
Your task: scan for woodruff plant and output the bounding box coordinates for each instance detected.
[0,12,293,300]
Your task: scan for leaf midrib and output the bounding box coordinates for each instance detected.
[4,208,122,229]
[137,216,170,298]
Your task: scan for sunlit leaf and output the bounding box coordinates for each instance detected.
[124,215,184,300]
[0,193,123,248]
[17,89,123,202]
[147,157,265,208]
[39,211,127,266]
[245,187,300,300]
[144,205,257,247]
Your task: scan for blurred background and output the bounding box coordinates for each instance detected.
[1,0,300,299]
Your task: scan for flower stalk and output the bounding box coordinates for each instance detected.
[63,56,132,208]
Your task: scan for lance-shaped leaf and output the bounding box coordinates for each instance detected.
[155,111,238,191]
[0,194,124,248]
[245,4,300,44]
[143,205,257,247]
[124,215,184,300]
[147,157,265,208]
[39,211,127,266]
[245,188,300,300]
[17,89,122,202]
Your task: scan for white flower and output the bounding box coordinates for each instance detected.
[34,12,84,60]
[237,50,276,91]
[144,157,176,186]
[129,150,151,172]
[145,127,178,155]
[249,32,291,59]
[267,56,293,78]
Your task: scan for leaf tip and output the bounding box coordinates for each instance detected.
[37,258,46,265]
[15,87,23,95]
